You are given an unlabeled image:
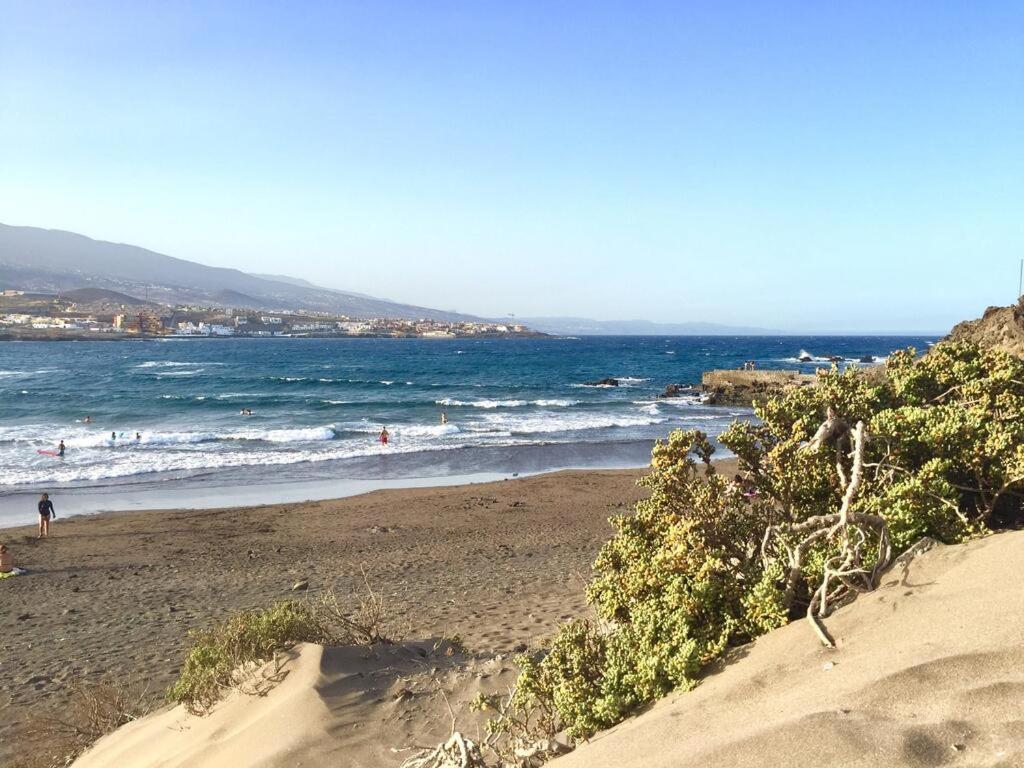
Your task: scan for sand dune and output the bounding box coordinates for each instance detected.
[72,530,1024,768]
[73,640,519,768]
[554,531,1024,768]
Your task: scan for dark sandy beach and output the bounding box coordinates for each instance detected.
[0,467,666,763]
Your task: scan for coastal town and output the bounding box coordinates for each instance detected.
[0,288,543,340]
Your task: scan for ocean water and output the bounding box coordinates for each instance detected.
[0,336,935,494]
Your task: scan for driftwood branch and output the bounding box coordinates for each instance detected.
[765,420,893,647]
[400,732,486,768]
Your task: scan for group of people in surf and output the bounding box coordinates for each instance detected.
[110,431,142,442]
[44,429,145,459]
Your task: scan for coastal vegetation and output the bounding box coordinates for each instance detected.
[14,678,153,768]
[476,340,1024,759]
[168,578,400,715]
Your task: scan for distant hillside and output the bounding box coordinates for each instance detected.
[59,287,159,307]
[946,301,1024,357]
[0,223,480,321]
[521,316,776,336]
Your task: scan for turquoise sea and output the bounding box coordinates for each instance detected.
[0,335,935,497]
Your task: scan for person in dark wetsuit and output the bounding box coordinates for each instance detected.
[37,492,56,539]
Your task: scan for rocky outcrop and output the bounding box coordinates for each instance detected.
[946,301,1024,357]
[702,369,816,406]
[584,378,619,387]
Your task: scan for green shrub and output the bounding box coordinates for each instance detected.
[493,341,1024,744]
[168,600,332,714]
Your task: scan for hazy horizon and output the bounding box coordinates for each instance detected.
[1,2,1021,331]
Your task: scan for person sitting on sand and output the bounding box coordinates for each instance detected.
[731,474,757,499]
[0,544,13,574]
[379,426,389,445]
[37,493,55,539]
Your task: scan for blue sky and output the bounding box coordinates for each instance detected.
[1,1,1021,331]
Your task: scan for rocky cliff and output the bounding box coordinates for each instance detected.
[946,301,1024,357]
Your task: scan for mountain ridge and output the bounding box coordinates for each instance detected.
[0,223,481,322]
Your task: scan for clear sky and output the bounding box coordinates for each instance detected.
[1,1,1021,331]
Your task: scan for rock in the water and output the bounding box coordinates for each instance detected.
[859,355,876,363]
[658,383,701,399]
[659,383,681,398]
[798,354,813,362]
[584,378,619,387]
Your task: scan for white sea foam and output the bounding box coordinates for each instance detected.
[237,426,336,443]
[436,398,527,408]
[478,412,665,434]
[0,369,55,378]
[395,424,461,438]
[7,441,473,486]
[135,361,195,368]
[156,369,205,377]
[436,398,579,408]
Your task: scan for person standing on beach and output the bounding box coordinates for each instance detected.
[37,493,55,539]
[379,426,389,445]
